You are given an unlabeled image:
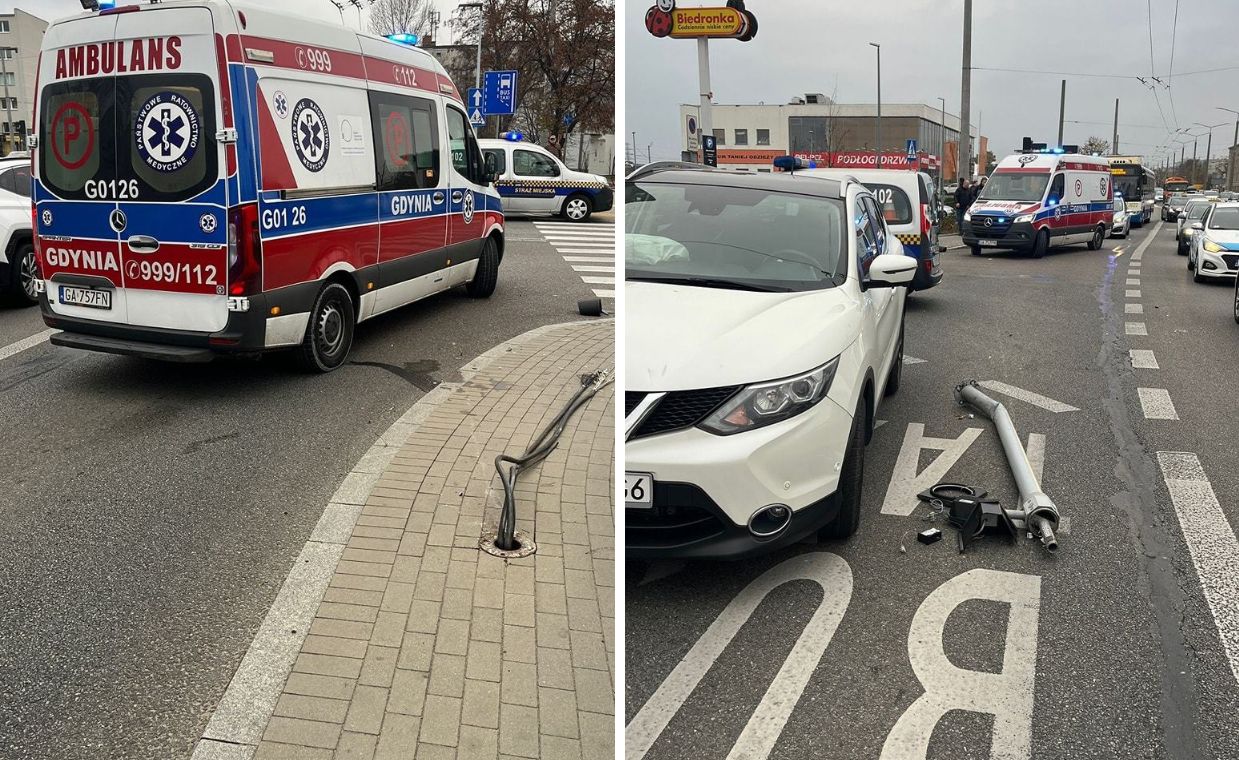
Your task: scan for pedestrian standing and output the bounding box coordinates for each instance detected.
[955,178,973,213]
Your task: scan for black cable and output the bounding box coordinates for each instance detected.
[493,370,611,550]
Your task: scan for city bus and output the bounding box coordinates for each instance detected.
[1163,176,1192,194]
[1109,157,1155,226]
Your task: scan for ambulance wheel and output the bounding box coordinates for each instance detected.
[298,282,355,373]
[466,236,499,298]
[7,241,38,307]
[561,193,593,222]
[1031,230,1048,259]
[1087,226,1104,250]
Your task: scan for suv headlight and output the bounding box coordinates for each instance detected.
[1203,238,1223,253]
[1014,213,1034,223]
[698,358,840,435]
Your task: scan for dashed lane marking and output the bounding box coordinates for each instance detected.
[1137,388,1178,420]
[1130,349,1159,369]
[976,380,1080,413]
[1156,452,1239,687]
[1125,303,1144,314]
[0,329,56,363]
[1127,289,1142,298]
[1126,322,1148,335]
[1126,278,1140,285]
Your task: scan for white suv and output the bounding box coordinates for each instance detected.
[0,155,34,306]
[1188,202,1239,283]
[624,162,914,559]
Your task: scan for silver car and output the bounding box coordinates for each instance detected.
[1109,196,1129,238]
[1177,199,1213,255]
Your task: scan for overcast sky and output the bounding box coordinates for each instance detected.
[626,0,1239,167]
[4,0,465,42]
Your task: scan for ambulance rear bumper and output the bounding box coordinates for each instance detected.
[48,331,216,362]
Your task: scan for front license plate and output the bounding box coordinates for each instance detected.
[625,472,653,509]
[59,285,112,310]
[978,239,998,247]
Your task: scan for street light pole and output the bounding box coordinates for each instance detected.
[869,42,881,168]
[938,96,946,184]
[1219,107,1239,190]
[958,0,972,183]
[1194,122,1225,188]
[457,3,484,89]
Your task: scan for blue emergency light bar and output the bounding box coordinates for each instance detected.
[385,33,419,46]
[501,131,525,142]
[773,155,809,172]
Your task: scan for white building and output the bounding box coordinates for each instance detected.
[0,8,46,154]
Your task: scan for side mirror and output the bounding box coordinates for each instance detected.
[1191,222,1204,231]
[483,152,499,184]
[867,253,917,288]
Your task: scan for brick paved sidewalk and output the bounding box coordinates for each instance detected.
[250,321,614,760]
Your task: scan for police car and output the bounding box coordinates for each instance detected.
[479,135,612,222]
[32,0,503,371]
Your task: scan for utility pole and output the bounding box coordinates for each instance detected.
[870,42,881,168]
[697,38,713,163]
[938,96,946,184]
[958,0,972,181]
[0,50,11,152]
[631,131,637,164]
[1056,79,1066,146]
[1112,98,1119,154]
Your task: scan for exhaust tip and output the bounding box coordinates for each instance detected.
[748,504,793,539]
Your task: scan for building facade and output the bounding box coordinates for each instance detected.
[0,8,46,154]
[679,95,978,178]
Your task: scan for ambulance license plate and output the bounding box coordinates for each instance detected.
[59,285,112,310]
[625,472,653,509]
[978,239,998,247]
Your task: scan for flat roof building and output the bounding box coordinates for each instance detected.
[0,8,47,154]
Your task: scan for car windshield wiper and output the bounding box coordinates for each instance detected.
[626,275,788,292]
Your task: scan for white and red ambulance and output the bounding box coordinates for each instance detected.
[961,151,1113,258]
[32,0,503,371]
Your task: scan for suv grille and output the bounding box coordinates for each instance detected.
[1222,253,1239,270]
[629,386,741,440]
[626,482,727,549]
[625,392,647,416]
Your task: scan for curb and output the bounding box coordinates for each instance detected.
[190,318,612,760]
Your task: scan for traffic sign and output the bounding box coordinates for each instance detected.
[483,70,518,116]
[466,87,486,126]
[906,139,917,161]
[469,108,486,128]
[702,134,717,167]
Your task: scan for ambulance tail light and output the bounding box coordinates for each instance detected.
[228,203,262,297]
[920,204,931,238]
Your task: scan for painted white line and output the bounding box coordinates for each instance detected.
[1130,349,1159,369]
[1138,388,1178,419]
[534,222,614,229]
[1125,303,1144,314]
[874,419,887,429]
[976,380,1080,413]
[570,265,615,273]
[548,242,616,248]
[1126,289,1142,298]
[1126,322,1147,335]
[592,289,615,298]
[1156,452,1239,687]
[1126,278,1140,285]
[903,355,927,365]
[581,276,615,284]
[0,329,56,363]
[191,321,604,758]
[543,233,616,241]
[563,256,615,263]
[555,247,618,254]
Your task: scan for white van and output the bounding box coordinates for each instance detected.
[961,152,1113,258]
[479,136,612,222]
[801,168,943,290]
[33,0,503,371]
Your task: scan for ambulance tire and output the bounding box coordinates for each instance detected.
[1087,226,1104,250]
[297,282,355,373]
[1031,229,1048,259]
[466,237,500,298]
[6,241,37,307]
[561,193,593,222]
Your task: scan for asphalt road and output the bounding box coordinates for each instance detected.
[625,218,1239,760]
[0,216,612,760]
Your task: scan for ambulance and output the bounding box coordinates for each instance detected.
[32,0,503,372]
[961,150,1113,258]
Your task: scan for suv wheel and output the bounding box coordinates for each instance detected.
[884,317,904,397]
[819,400,866,541]
[8,242,38,307]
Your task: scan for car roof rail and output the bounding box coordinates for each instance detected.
[626,160,709,181]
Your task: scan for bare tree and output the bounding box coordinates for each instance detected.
[1082,135,1110,155]
[369,0,436,37]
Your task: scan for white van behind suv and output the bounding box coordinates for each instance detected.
[624,160,914,559]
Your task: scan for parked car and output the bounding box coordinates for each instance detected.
[0,155,34,305]
[800,168,944,291]
[1187,202,1239,283]
[479,136,612,222]
[624,161,914,559]
[1177,199,1214,254]
[1109,196,1129,238]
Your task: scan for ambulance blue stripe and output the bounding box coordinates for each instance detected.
[235,64,259,204]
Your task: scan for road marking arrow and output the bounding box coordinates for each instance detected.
[977,380,1079,413]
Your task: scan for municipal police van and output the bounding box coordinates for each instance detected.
[32,0,503,372]
[961,151,1112,258]
[479,136,612,222]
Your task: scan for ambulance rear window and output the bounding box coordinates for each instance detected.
[38,73,216,203]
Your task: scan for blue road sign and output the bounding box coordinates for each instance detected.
[483,70,518,116]
[906,139,918,160]
[466,87,486,126]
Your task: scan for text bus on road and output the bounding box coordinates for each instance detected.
[33,0,503,372]
[1163,176,1192,194]
[1109,156,1154,226]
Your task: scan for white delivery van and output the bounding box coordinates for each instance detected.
[961,151,1113,258]
[479,135,612,222]
[33,0,503,371]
